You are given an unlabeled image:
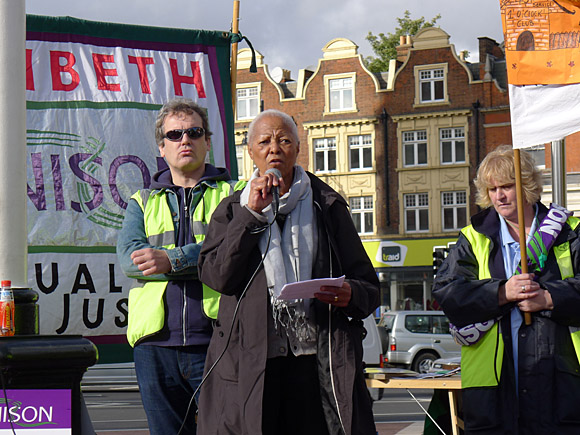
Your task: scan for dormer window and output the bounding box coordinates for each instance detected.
[414,64,448,106]
[420,69,444,103]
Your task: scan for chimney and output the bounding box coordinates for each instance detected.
[396,35,412,62]
[478,37,504,63]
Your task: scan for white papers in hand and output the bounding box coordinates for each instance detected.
[278,276,345,300]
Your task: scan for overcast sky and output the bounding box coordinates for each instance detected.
[26,0,504,78]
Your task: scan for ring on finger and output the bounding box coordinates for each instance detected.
[521,285,526,293]
[334,295,338,302]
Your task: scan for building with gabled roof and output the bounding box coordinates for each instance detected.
[232,26,579,312]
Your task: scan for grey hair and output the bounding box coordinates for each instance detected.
[154,98,213,146]
[247,109,299,144]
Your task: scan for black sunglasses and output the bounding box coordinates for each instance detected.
[164,127,205,141]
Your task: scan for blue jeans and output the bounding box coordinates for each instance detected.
[134,345,207,435]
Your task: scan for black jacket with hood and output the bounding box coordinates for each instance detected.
[433,203,580,434]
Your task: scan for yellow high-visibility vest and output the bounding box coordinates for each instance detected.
[460,216,580,388]
[126,179,246,347]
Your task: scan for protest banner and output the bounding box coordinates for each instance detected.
[500,0,580,147]
[26,15,238,358]
[499,0,580,323]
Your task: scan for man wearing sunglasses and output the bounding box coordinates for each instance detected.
[117,98,244,435]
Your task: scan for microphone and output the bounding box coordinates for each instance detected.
[265,168,281,215]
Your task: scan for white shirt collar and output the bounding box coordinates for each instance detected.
[498,204,539,248]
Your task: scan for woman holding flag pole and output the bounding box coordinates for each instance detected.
[433,145,580,434]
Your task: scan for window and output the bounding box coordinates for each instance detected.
[440,128,465,164]
[349,135,372,170]
[236,87,259,120]
[420,68,445,103]
[432,316,451,334]
[403,131,427,166]
[235,143,245,178]
[442,191,467,231]
[414,64,448,106]
[405,315,430,333]
[350,196,373,234]
[404,193,429,232]
[405,315,450,334]
[323,74,357,114]
[329,77,353,112]
[314,138,337,172]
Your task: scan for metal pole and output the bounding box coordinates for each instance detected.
[551,139,566,207]
[0,0,27,287]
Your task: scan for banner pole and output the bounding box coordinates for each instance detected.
[231,1,240,117]
[514,149,532,326]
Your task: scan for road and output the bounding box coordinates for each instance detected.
[372,388,434,424]
[83,389,148,433]
[84,387,436,435]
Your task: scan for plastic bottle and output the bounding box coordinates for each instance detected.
[0,280,15,336]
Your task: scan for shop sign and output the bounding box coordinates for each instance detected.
[377,243,406,267]
[363,238,456,268]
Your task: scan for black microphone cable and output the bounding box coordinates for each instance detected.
[177,204,279,435]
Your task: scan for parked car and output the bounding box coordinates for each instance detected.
[378,310,460,373]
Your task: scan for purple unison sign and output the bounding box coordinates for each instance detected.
[0,389,71,433]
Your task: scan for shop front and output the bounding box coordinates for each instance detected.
[362,237,456,317]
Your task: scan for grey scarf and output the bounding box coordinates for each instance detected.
[240,166,318,345]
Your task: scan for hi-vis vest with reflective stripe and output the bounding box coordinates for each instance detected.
[460,216,580,388]
[126,180,245,347]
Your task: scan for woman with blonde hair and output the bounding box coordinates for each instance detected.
[473,144,542,210]
[433,145,580,434]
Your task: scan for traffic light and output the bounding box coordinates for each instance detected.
[433,246,448,278]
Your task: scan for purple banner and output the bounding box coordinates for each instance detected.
[0,389,71,431]
[515,203,572,275]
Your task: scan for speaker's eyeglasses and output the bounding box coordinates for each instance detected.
[164,127,205,141]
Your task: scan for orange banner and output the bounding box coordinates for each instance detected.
[500,0,580,85]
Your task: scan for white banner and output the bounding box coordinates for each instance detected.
[29,253,131,336]
[26,107,158,246]
[509,84,580,148]
[26,17,234,340]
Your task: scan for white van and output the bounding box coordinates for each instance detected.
[362,314,383,367]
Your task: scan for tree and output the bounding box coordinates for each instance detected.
[365,10,441,73]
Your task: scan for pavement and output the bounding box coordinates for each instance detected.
[96,422,425,435]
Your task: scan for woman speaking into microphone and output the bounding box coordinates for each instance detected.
[196,109,379,435]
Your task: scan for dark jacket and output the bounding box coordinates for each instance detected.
[197,173,379,435]
[433,203,580,434]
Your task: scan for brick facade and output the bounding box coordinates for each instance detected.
[234,28,515,240]
[233,26,579,310]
